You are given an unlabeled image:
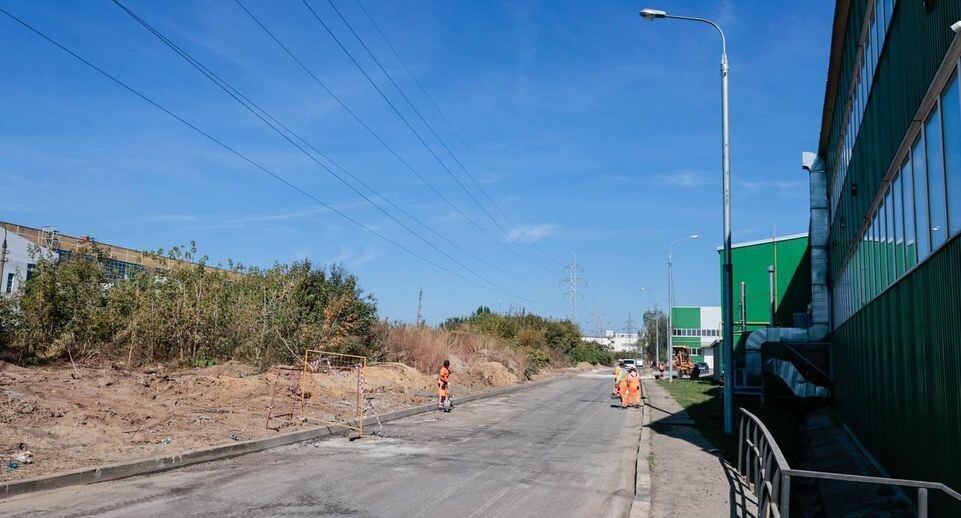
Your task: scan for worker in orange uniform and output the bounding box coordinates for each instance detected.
[618,373,630,408]
[438,359,452,412]
[627,368,642,408]
[612,362,625,399]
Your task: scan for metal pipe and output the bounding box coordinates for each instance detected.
[919,487,928,518]
[740,281,747,331]
[769,265,776,326]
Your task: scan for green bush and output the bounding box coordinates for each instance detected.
[441,307,611,367]
[0,243,379,368]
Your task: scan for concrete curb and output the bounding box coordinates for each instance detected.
[629,396,652,518]
[0,373,571,500]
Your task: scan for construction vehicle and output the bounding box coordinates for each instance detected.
[672,346,695,378]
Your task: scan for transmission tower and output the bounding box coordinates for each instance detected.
[416,287,424,326]
[623,313,638,334]
[563,255,583,323]
[589,311,606,337]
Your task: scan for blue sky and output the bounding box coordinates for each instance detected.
[0,0,833,329]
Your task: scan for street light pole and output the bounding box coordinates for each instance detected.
[667,235,698,383]
[640,7,735,434]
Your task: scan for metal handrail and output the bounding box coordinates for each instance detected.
[737,408,961,518]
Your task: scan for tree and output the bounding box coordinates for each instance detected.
[641,308,668,365]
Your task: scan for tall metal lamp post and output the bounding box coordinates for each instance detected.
[639,287,659,369]
[667,235,699,383]
[640,7,735,434]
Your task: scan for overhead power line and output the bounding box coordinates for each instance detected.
[113,0,549,293]
[325,0,559,272]
[0,5,550,306]
[350,0,566,270]
[300,0,558,277]
[233,0,557,280]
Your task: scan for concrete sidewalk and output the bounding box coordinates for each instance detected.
[643,380,756,518]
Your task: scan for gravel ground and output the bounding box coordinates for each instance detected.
[644,379,757,518]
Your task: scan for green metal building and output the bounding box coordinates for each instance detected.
[716,234,812,390]
[670,306,721,369]
[818,0,961,511]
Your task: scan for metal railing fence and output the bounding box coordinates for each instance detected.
[737,408,961,518]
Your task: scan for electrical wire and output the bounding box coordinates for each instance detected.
[235,0,557,280]
[0,5,556,306]
[350,0,567,271]
[113,0,550,293]
[325,0,560,273]
[299,0,559,277]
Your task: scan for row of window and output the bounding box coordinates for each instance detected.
[831,0,896,220]
[671,328,719,337]
[835,65,961,325]
[57,249,143,282]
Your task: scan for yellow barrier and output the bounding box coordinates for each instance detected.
[300,350,368,436]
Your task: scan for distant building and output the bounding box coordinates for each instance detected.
[581,330,639,354]
[670,306,721,370]
[1,221,220,295]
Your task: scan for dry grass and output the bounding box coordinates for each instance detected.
[385,325,529,377]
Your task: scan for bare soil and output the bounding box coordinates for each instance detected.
[0,358,558,482]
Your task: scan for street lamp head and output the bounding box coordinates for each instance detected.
[640,8,667,20]
[689,234,700,240]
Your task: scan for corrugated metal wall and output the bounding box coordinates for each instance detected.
[827,0,961,512]
[718,236,811,361]
[833,235,961,513]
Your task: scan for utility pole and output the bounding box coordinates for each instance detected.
[416,287,424,326]
[563,255,583,323]
[0,227,7,294]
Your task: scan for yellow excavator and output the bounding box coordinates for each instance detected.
[672,346,695,378]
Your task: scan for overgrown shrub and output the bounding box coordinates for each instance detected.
[441,306,610,368]
[0,243,378,368]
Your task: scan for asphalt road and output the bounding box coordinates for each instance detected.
[1,372,643,518]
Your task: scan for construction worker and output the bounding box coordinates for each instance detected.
[627,368,642,408]
[438,359,452,412]
[618,372,630,408]
[612,362,625,398]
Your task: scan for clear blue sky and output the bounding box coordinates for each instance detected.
[0,0,833,329]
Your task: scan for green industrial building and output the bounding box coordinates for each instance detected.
[669,305,720,370]
[728,0,961,512]
[716,234,812,391]
[822,0,961,511]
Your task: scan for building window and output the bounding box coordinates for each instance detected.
[902,157,917,269]
[942,72,961,236]
[5,273,13,294]
[912,134,931,261]
[893,174,905,277]
[925,107,948,249]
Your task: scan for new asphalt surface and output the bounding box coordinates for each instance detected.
[1,372,643,518]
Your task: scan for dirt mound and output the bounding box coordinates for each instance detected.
[469,361,518,387]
